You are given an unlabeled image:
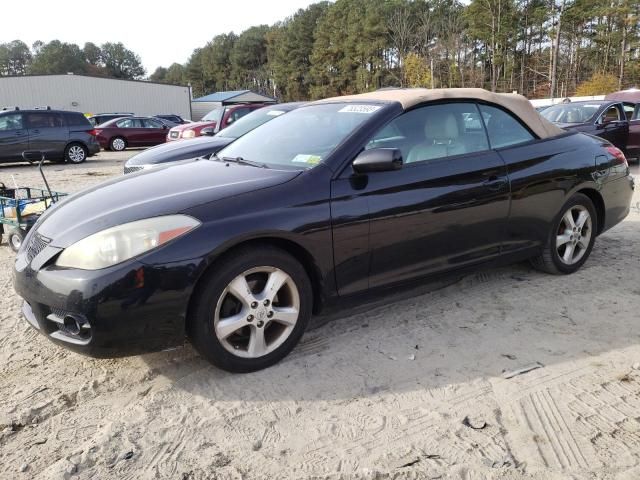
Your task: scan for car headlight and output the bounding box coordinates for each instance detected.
[182,130,196,139]
[56,215,200,270]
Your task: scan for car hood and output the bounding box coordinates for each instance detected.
[171,121,214,132]
[35,159,301,248]
[126,136,234,165]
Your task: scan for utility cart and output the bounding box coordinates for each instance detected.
[0,151,67,252]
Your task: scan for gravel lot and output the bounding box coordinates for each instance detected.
[1,151,639,480]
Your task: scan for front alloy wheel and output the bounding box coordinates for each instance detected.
[215,267,300,358]
[189,246,312,372]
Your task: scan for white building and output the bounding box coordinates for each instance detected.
[0,74,192,119]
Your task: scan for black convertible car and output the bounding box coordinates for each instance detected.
[14,88,634,372]
[123,103,305,174]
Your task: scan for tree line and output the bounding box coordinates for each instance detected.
[151,0,640,100]
[3,0,638,100]
[0,40,145,79]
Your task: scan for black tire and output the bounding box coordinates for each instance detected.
[188,246,312,373]
[109,137,127,152]
[531,193,597,274]
[64,143,88,164]
[8,228,26,253]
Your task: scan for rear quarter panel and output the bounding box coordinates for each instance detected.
[497,132,609,254]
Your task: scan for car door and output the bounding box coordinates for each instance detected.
[625,103,640,160]
[26,111,68,157]
[142,118,168,145]
[331,101,511,294]
[0,112,28,161]
[594,104,628,151]
[116,118,145,146]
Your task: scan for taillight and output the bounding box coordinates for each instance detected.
[605,145,628,167]
[88,129,98,136]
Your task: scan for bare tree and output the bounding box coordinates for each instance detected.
[387,7,417,86]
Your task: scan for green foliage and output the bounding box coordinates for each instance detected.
[100,42,145,79]
[404,53,432,87]
[29,40,87,75]
[575,73,620,96]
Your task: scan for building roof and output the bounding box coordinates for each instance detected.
[0,73,189,88]
[314,88,564,139]
[193,90,276,104]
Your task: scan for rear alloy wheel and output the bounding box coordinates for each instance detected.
[531,193,597,274]
[110,137,127,152]
[65,143,87,164]
[188,246,312,372]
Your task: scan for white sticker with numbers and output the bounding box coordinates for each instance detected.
[338,105,382,114]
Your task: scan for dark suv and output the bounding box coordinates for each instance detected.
[0,108,100,163]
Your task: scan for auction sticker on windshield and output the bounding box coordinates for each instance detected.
[338,105,382,114]
[267,110,286,116]
[292,154,322,165]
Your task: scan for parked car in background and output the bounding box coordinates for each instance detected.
[605,90,640,162]
[14,88,634,372]
[94,116,169,151]
[0,107,99,163]
[88,113,134,126]
[540,100,637,157]
[155,114,190,125]
[124,103,305,173]
[167,103,268,141]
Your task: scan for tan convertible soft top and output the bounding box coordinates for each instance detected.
[313,88,564,139]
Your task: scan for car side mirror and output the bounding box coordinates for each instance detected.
[200,127,215,137]
[352,148,402,174]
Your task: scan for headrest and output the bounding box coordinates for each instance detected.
[425,112,459,140]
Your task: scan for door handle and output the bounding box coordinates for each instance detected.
[483,176,508,191]
[31,129,40,134]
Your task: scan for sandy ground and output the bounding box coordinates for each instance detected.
[0,151,639,480]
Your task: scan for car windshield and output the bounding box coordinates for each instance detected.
[541,103,602,124]
[202,107,223,122]
[218,107,291,139]
[216,103,381,169]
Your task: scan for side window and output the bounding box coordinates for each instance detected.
[600,106,621,123]
[366,102,489,164]
[634,105,640,121]
[227,107,251,125]
[116,118,142,128]
[143,118,163,128]
[479,104,535,149]
[26,112,64,129]
[0,113,24,131]
[623,103,635,121]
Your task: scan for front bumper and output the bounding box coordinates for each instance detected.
[13,240,198,358]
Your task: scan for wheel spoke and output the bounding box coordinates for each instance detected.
[271,306,298,326]
[227,275,254,306]
[261,270,289,301]
[215,312,247,339]
[576,210,589,229]
[563,210,576,229]
[248,326,267,357]
[556,233,571,246]
[562,243,575,263]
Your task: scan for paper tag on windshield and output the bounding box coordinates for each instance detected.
[338,105,381,114]
[292,154,322,165]
[267,110,285,116]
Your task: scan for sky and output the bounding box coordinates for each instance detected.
[1,0,319,74]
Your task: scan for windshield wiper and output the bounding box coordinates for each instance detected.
[221,156,268,168]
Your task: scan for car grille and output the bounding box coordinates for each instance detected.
[169,131,179,139]
[26,232,51,262]
[124,165,144,174]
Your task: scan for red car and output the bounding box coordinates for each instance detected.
[167,103,267,141]
[94,116,170,151]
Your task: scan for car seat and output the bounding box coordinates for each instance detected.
[406,113,466,163]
